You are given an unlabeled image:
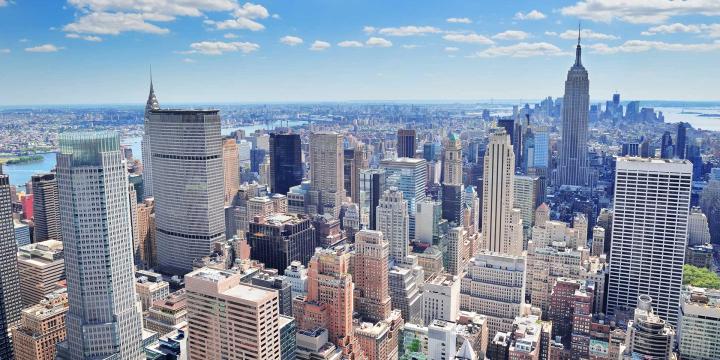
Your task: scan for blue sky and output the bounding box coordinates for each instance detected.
[1,0,719,105]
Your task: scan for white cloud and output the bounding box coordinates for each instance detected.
[366,37,392,47]
[224,33,238,39]
[66,33,103,42]
[558,29,618,40]
[310,40,331,51]
[233,2,269,19]
[25,44,63,53]
[0,0,7,7]
[378,26,441,36]
[280,35,303,46]
[363,26,376,34]
[0,49,10,54]
[447,17,472,24]
[402,44,419,49]
[473,42,567,57]
[338,40,363,48]
[641,23,720,37]
[561,0,720,24]
[443,32,494,45]
[545,31,558,36]
[186,41,259,55]
[588,40,720,54]
[514,10,546,20]
[66,0,238,16]
[182,58,196,63]
[444,46,459,52]
[63,12,171,35]
[214,17,264,31]
[493,30,530,40]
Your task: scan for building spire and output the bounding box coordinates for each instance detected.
[575,21,582,66]
[146,65,159,113]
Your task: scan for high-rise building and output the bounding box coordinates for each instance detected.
[622,295,676,359]
[309,132,345,217]
[359,168,386,230]
[0,167,22,359]
[446,226,468,276]
[481,129,523,256]
[31,173,61,242]
[687,207,711,246]
[185,267,281,359]
[380,157,427,240]
[135,270,169,311]
[11,290,68,360]
[607,157,692,326]
[676,122,689,159]
[55,132,144,360]
[377,188,409,263]
[389,263,424,325]
[293,247,362,358]
[147,109,225,275]
[246,213,316,275]
[397,129,417,159]
[678,286,720,360]
[144,290,187,336]
[223,137,240,205]
[353,230,392,323]
[270,133,303,195]
[17,240,65,307]
[141,78,159,198]
[423,273,460,326]
[136,197,156,269]
[354,310,403,360]
[460,252,526,339]
[443,133,463,186]
[415,199,442,246]
[660,131,674,159]
[514,175,540,243]
[557,31,591,187]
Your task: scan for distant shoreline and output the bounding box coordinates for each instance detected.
[1,153,51,165]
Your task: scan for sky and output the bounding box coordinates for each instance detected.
[1,0,720,105]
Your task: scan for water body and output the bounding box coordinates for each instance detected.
[3,120,305,190]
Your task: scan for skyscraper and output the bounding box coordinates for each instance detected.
[222,137,240,205]
[377,188,410,264]
[309,132,345,218]
[397,128,417,158]
[443,133,463,186]
[31,173,62,242]
[246,213,316,275]
[557,30,591,187]
[660,131,674,159]
[55,132,144,359]
[622,295,675,359]
[676,122,688,159]
[359,168,386,230]
[141,78,159,198]
[147,109,225,275]
[481,129,523,256]
[0,166,22,359]
[269,133,303,195]
[353,230,392,323]
[607,157,692,326]
[380,157,427,240]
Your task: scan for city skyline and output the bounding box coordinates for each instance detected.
[1,1,720,105]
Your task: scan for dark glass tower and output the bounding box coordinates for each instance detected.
[269,133,303,195]
[676,122,688,159]
[246,215,316,275]
[397,129,417,158]
[660,131,674,159]
[0,167,22,359]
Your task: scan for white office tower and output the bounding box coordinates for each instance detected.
[608,157,692,326]
[377,188,410,264]
[56,132,144,360]
[481,129,523,256]
[147,109,225,275]
[423,273,460,326]
[141,79,159,198]
[416,199,441,246]
[460,252,526,340]
[309,132,345,218]
[572,212,588,249]
[687,207,711,246]
[678,286,720,359]
[446,226,468,276]
[622,295,676,360]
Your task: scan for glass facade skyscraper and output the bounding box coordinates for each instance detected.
[269,133,303,195]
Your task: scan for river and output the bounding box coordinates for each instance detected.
[3,120,305,190]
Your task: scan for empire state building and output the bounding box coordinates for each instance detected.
[557,30,590,187]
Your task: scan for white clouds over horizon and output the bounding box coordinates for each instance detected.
[514,10,546,20]
[443,32,494,45]
[366,37,392,47]
[25,44,63,53]
[561,0,720,24]
[447,17,472,24]
[641,23,720,38]
[559,29,619,41]
[588,40,720,54]
[473,42,566,58]
[493,30,530,41]
[310,40,331,51]
[378,26,441,36]
[186,40,259,55]
[280,35,303,46]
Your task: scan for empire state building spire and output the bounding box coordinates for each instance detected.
[575,22,582,66]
